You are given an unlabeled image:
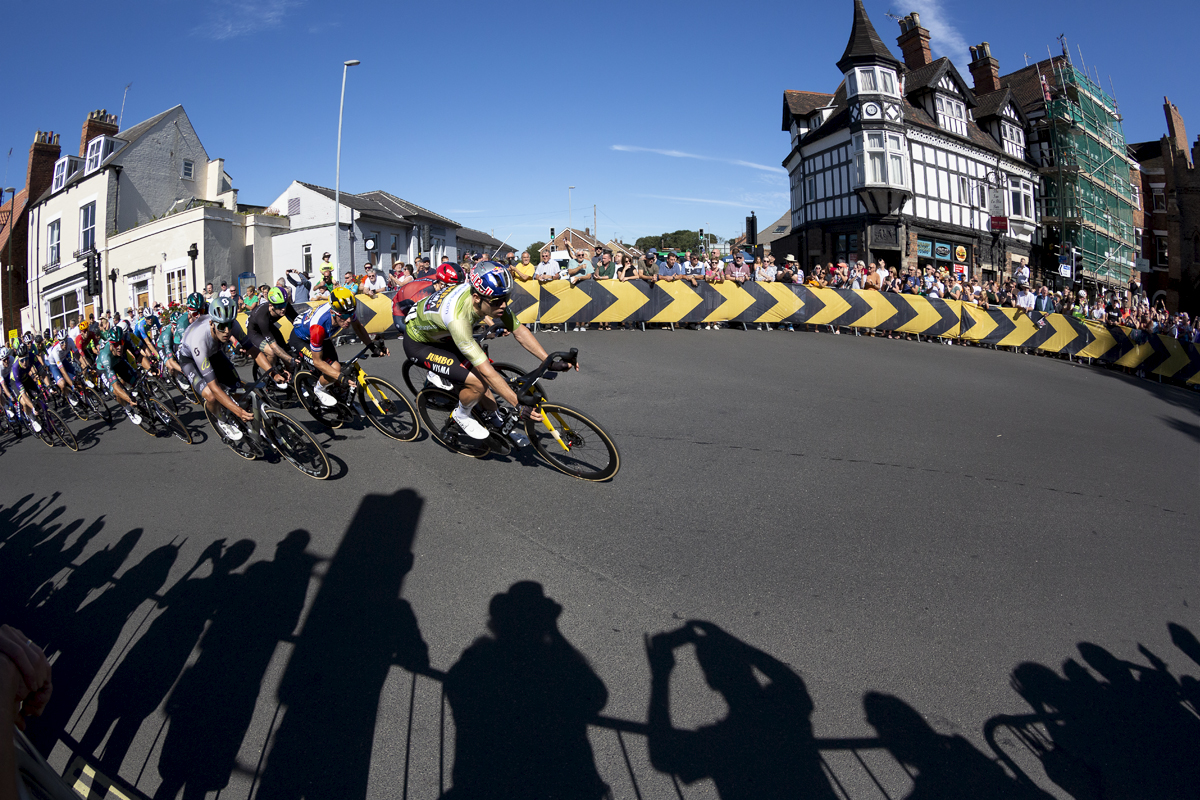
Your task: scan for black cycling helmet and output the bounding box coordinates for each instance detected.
[186,292,206,312]
[15,344,31,360]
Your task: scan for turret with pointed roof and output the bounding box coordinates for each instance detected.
[836,0,900,73]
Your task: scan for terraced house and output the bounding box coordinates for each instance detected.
[782,0,1039,283]
[23,106,283,333]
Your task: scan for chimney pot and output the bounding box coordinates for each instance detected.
[896,11,932,70]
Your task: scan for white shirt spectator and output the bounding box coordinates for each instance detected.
[1015,263,1031,285]
[1016,289,1035,310]
[754,265,777,282]
[361,273,387,293]
[534,260,559,280]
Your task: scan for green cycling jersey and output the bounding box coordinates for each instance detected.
[404,284,517,367]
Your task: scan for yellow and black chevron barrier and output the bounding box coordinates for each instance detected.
[233,281,1200,386]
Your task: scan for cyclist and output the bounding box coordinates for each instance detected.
[156,309,188,384]
[238,287,298,381]
[10,345,48,433]
[404,261,569,441]
[132,308,161,369]
[434,262,464,291]
[0,346,15,420]
[95,327,144,426]
[45,330,81,409]
[75,321,100,372]
[289,287,387,408]
[176,297,254,436]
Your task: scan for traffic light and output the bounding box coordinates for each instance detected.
[85,254,101,297]
[550,227,556,242]
[745,213,758,246]
[699,228,705,253]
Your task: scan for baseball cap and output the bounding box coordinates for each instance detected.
[645,249,657,256]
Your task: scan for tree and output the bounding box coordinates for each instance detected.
[634,230,703,255]
[525,241,546,259]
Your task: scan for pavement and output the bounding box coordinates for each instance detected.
[1,326,1197,800]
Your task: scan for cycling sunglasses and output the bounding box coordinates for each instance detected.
[213,321,235,332]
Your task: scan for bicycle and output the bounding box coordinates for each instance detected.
[62,365,111,423]
[25,380,78,451]
[415,347,619,481]
[293,345,420,442]
[400,325,545,399]
[205,375,331,479]
[124,368,193,444]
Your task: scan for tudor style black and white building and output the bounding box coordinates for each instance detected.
[782,0,1039,282]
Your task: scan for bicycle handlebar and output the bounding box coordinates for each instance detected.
[511,348,577,404]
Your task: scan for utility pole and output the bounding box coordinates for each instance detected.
[593,205,597,244]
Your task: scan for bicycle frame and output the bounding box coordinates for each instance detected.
[510,348,577,452]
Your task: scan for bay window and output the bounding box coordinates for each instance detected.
[854,132,908,188]
[848,67,899,98]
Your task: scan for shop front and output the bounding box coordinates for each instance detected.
[916,237,972,280]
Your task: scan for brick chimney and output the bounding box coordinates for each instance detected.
[79,109,119,158]
[27,131,62,202]
[1164,96,1191,166]
[896,13,932,70]
[968,43,1001,95]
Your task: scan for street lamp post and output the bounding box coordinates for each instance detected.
[568,186,575,233]
[334,59,360,279]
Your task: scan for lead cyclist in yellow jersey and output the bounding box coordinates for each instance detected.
[403,261,574,440]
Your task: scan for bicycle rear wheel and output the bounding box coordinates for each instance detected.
[83,388,111,423]
[68,392,89,421]
[416,388,489,457]
[32,413,55,447]
[360,377,420,441]
[292,370,345,429]
[263,408,330,479]
[205,404,262,459]
[46,409,78,452]
[150,398,192,444]
[524,402,620,481]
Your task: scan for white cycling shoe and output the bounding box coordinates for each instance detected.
[216,418,243,442]
[426,373,453,391]
[312,382,338,408]
[123,407,142,426]
[451,406,489,440]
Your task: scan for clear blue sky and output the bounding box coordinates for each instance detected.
[2,0,1194,252]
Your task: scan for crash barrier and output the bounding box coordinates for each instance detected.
[234,280,1200,386]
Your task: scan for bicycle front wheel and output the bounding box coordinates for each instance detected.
[263,408,330,479]
[360,377,419,441]
[416,388,489,458]
[147,376,177,413]
[150,398,192,444]
[525,402,620,481]
[205,404,262,460]
[46,409,79,452]
[401,359,431,397]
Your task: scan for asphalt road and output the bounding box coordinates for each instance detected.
[2,327,1197,800]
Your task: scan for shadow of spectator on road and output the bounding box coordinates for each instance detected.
[1006,630,1200,800]
[79,538,256,776]
[256,491,428,800]
[865,691,1053,800]
[440,581,609,800]
[153,531,314,800]
[643,619,835,800]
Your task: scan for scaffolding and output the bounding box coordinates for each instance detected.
[1034,59,1135,289]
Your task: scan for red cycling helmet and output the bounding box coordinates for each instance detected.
[435,263,464,285]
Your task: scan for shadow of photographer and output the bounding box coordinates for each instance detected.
[440,580,609,800]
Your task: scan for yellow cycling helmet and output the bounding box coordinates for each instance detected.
[330,286,357,315]
[78,320,90,332]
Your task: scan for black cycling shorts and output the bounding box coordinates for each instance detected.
[178,348,239,397]
[402,336,474,386]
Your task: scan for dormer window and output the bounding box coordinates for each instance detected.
[935,95,967,137]
[84,136,123,175]
[51,156,83,193]
[1000,121,1025,158]
[848,67,899,98]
